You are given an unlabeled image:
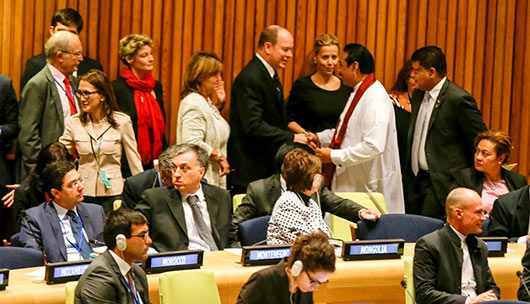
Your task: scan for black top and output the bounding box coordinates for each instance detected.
[286,76,352,133]
[237,259,314,304]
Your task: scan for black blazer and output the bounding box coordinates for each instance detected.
[122,169,161,209]
[230,174,364,242]
[414,224,499,304]
[488,185,530,241]
[20,52,102,90]
[518,239,530,301]
[0,74,18,187]
[135,183,232,252]
[405,80,487,208]
[228,56,294,188]
[451,167,527,195]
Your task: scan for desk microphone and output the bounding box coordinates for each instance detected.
[517,270,530,299]
[22,210,48,265]
[88,239,105,246]
[400,277,418,304]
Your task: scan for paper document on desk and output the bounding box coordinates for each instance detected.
[224,248,243,256]
[25,267,45,280]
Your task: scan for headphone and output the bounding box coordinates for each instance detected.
[291,260,304,277]
[312,174,322,188]
[116,234,127,251]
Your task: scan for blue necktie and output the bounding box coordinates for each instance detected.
[67,210,92,259]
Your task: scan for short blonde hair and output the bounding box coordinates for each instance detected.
[299,33,340,77]
[118,34,153,67]
[181,52,223,99]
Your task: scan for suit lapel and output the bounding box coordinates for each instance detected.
[203,184,222,246]
[104,251,133,302]
[426,79,450,134]
[253,56,285,117]
[77,204,93,246]
[167,189,188,237]
[44,67,65,130]
[45,202,68,261]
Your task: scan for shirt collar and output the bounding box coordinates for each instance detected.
[180,184,205,203]
[427,76,447,101]
[109,250,132,276]
[449,224,466,242]
[255,53,276,78]
[52,201,77,219]
[48,63,67,82]
[279,175,287,192]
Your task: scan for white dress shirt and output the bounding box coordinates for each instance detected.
[255,53,276,79]
[48,64,78,128]
[180,185,214,251]
[450,225,477,300]
[53,202,88,261]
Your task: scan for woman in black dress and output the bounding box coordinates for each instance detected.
[286,34,352,134]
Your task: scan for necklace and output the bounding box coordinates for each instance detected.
[485,175,501,190]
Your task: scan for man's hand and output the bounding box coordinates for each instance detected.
[359,209,381,221]
[219,157,231,177]
[2,184,19,208]
[469,290,498,303]
[293,133,309,144]
[305,132,320,149]
[315,148,333,164]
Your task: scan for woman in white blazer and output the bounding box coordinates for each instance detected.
[177,52,230,188]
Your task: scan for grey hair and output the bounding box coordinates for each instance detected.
[45,31,79,61]
[173,143,209,172]
[158,145,179,173]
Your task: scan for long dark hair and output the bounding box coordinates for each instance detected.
[78,69,120,129]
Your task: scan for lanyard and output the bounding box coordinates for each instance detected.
[57,212,86,255]
[124,277,141,304]
[53,77,78,112]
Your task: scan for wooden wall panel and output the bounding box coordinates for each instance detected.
[0,0,528,179]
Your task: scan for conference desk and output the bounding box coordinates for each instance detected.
[0,243,526,304]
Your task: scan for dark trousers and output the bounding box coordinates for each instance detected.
[405,169,445,220]
[83,195,122,216]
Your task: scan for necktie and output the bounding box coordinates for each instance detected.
[67,210,92,259]
[273,73,283,99]
[126,269,137,299]
[63,77,77,115]
[411,92,431,175]
[187,195,218,251]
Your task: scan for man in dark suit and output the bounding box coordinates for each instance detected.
[518,239,530,301]
[136,144,232,252]
[405,46,487,219]
[231,142,380,242]
[488,185,530,243]
[414,187,499,303]
[122,145,175,209]
[19,161,105,263]
[75,208,151,304]
[20,8,102,90]
[18,30,82,179]
[228,25,308,195]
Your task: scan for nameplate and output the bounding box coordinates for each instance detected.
[0,269,9,291]
[45,260,92,284]
[241,245,291,266]
[144,250,203,274]
[479,236,508,257]
[342,239,405,261]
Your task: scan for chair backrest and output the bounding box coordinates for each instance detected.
[238,215,270,246]
[403,256,415,304]
[0,247,44,269]
[65,281,78,304]
[232,194,245,213]
[330,192,387,241]
[357,214,444,243]
[159,269,221,304]
[477,218,489,237]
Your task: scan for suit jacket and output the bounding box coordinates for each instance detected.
[405,79,487,209]
[19,202,105,263]
[451,167,527,195]
[21,52,102,90]
[414,224,499,304]
[59,112,143,196]
[518,239,530,301]
[135,183,232,252]
[122,168,160,209]
[230,174,364,242]
[75,250,150,304]
[18,65,79,178]
[228,56,294,188]
[488,185,530,241]
[0,74,18,186]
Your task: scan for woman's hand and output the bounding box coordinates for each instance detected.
[219,157,231,177]
[214,80,226,102]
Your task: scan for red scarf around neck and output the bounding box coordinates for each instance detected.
[122,68,166,165]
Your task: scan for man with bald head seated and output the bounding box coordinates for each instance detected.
[230,142,380,243]
[414,188,499,304]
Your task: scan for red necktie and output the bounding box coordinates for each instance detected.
[63,77,77,115]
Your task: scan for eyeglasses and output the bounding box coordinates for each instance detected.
[65,178,84,189]
[61,50,83,58]
[305,270,328,286]
[75,90,100,99]
[130,232,150,241]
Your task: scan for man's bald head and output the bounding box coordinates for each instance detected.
[446,188,486,236]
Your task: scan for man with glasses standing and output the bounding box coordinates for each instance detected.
[19,30,83,179]
[76,208,151,304]
[19,161,105,263]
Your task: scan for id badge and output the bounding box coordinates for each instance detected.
[99,171,112,189]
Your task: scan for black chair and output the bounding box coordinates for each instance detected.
[477,218,489,237]
[238,215,270,246]
[356,214,444,243]
[0,247,45,269]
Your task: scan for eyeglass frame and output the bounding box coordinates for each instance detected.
[64,177,84,189]
[130,232,150,241]
[305,270,328,286]
[75,90,100,99]
[61,50,84,58]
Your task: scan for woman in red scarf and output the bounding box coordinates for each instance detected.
[113,34,166,175]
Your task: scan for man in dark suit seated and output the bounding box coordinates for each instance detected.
[21,8,102,90]
[19,161,105,263]
[230,142,381,243]
[75,208,151,304]
[122,145,175,209]
[518,239,530,301]
[135,144,231,252]
[488,185,530,243]
[414,187,499,304]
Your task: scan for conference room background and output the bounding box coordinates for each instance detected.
[0,0,528,180]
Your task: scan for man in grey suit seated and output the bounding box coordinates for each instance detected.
[19,161,105,263]
[230,142,381,243]
[75,208,151,304]
[136,144,232,252]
